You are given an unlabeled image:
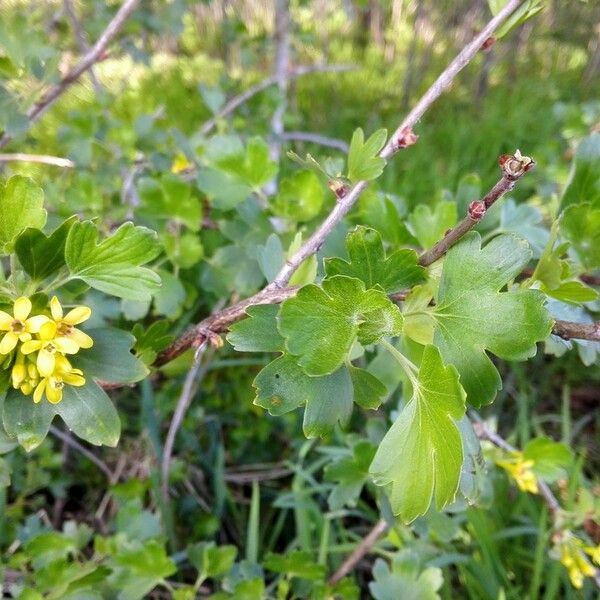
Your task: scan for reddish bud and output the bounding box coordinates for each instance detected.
[328,179,350,200]
[393,127,418,151]
[499,149,535,180]
[481,37,496,52]
[468,200,486,220]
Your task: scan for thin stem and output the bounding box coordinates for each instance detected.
[0,153,74,168]
[380,339,419,387]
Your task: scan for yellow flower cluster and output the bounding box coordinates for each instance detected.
[555,532,600,589]
[497,452,538,494]
[0,296,93,404]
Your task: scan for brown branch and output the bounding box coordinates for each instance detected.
[154,287,297,366]
[199,64,355,136]
[161,342,210,501]
[328,519,389,586]
[267,0,526,291]
[0,0,140,149]
[420,151,534,266]
[63,0,103,96]
[0,153,75,168]
[553,320,600,342]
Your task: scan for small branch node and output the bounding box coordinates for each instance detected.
[392,127,418,152]
[468,200,487,220]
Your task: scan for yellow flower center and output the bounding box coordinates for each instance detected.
[43,342,57,354]
[10,319,25,333]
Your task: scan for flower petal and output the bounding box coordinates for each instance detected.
[37,350,56,377]
[33,380,46,403]
[70,328,94,349]
[13,297,32,321]
[50,296,63,320]
[0,332,18,354]
[64,305,92,325]
[25,315,50,333]
[20,340,41,355]
[46,380,63,404]
[63,372,85,386]
[54,337,79,354]
[39,320,57,341]
[0,310,13,330]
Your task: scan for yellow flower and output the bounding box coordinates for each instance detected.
[49,296,93,351]
[20,321,79,377]
[497,452,539,494]
[556,533,598,589]
[584,544,600,565]
[33,355,85,404]
[0,297,49,354]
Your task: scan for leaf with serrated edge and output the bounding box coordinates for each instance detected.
[370,345,466,522]
[432,232,552,407]
[325,226,425,293]
[278,275,403,376]
[65,221,161,301]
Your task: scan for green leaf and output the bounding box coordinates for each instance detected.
[272,170,324,222]
[3,389,55,451]
[407,202,457,249]
[65,221,161,301]
[499,199,548,258]
[257,234,284,283]
[187,542,237,578]
[561,133,600,209]
[560,203,600,270]
[74,328,149,384]
[370,345,466,522]
[162,231,203,269]
[112,540,176,600]
[523,437,572,482]
[132,320,174,365]
[302,365,353,438]
[324,440,376,509]
[432,233,553,407]
[264,551,326,580]
[279,276,403,376]
[488,0,543,39]
[137,175,202,231]
[545,281,598,304]
[369,558,443,600]
[216,137,278,189]
[0,175,47,253]
[56,381,120,447]
[347,128,387,183]
[197,168,252,210]
[348,365,387,409]
[227,304,284,353]
[15,217,76,281]
[325,226,425,293]
[153,269,186,318]
[253,354,354,437]
[287,232,317,287]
